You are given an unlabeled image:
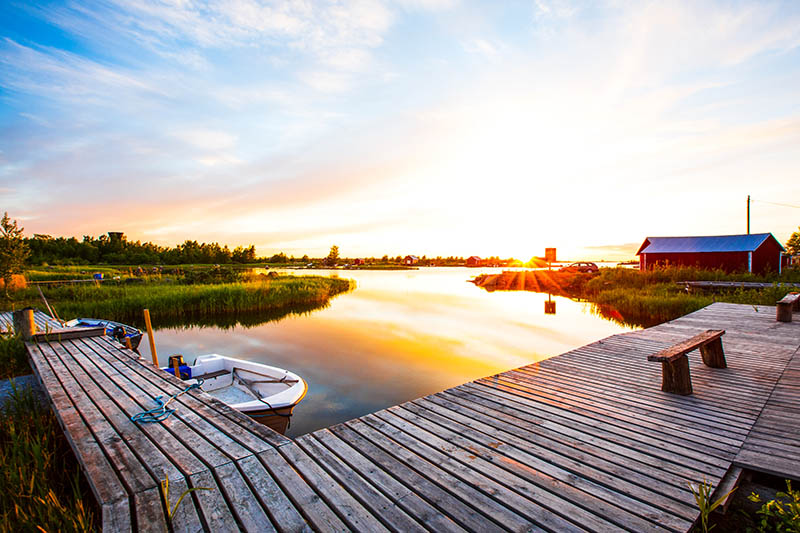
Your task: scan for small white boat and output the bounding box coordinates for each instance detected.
[65,318,143,349]
[162,354,307,435]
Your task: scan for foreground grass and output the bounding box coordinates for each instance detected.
[9,275,354,329]
[0,335,28,380]
[0,382,95,532]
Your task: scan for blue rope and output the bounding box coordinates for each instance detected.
[131,380,204,424]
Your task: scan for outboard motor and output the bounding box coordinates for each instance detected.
[167,354,191,380]
[112,325,126,342]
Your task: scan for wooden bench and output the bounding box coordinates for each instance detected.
[647,330,726,395]
[776,292,800,323]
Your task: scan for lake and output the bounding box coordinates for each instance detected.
[140,267,636,437]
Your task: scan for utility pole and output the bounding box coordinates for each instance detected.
[747,195,750,234]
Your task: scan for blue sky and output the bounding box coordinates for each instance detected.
[1,0,799,259]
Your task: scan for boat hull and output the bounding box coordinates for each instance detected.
[65,318,143,349]
[245,404,298,434]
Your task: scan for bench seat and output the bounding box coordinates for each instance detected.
[647,329,726,395]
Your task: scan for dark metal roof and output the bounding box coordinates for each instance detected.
[637,233,784,255]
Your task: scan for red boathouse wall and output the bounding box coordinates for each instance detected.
[640,251,749,272]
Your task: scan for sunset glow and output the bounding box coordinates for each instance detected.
[2,1,799,259]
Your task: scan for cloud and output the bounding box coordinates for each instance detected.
[172,128,238,151]
[462,38,501,59]
[0,38,169,106]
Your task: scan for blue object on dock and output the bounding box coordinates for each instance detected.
[165,365,192,379]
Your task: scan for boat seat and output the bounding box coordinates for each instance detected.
[193,369,231,380]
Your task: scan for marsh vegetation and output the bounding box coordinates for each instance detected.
[472,266,800,327]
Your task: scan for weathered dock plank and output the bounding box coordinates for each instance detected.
[10,302,800,532]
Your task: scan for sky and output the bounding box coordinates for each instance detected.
[1,0,799,261]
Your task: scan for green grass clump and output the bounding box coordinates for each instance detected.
[0,335,29,380]
[590,287,711,328]
[0,383,95,532]
[13,275,354,328]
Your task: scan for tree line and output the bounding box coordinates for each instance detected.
[26,233,259,265]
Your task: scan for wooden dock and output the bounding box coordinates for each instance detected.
[8,302,800,532]
[678,280,800,290]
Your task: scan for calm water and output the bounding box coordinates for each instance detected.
[140,267,636,437]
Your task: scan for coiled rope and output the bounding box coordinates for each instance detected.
[130,379,204,424]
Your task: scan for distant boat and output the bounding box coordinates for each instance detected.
[64,318,143,349]
[163,354,307,435]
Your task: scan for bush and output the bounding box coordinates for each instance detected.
[748,480,800,532]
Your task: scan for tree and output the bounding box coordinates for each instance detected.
[0,213,30,297]
[786,227,800,256]
[326,245,339,266]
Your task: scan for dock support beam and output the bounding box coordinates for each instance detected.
[13,308,36,340]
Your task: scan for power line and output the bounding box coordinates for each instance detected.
[751,199,800,210]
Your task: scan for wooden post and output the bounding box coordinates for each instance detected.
[777,302,793,323]
[143,309,158,366]
[700,339,727,368]
[172,357,181,379]
[661,356,692,395]
[12,308,36,340]
[124,337,133,351]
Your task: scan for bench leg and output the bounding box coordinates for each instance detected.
[700,338,727,368]
[661,356,692,395]
[777,302,793,323]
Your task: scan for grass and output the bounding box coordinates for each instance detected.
[583,267,797,327]
[0,382,95,532]
[472,266,800,328]
[0,335,28,380]
[8,275,354,331]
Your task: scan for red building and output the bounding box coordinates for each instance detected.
[636,233,785,274]
[466,256,482,267]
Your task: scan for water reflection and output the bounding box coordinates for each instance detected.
[545,294,556,315]
[140,268,636,437]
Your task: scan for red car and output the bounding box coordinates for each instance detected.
[559,262,599,273]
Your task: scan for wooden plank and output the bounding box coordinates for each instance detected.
[312,428,467,533]
[30,326,106,342]
[437,388,705,486]
[213,461,276,532]
[458,383,728,475]
[359,413,573,532]
[256,448,349,532]
[295,434,427,533]
[712,466,743,514]
[26,343,133,532]
[278,443,391,532]
[236,455,312,533]
[412,396,696,520]
[331,422,497,532]
[393,401,688,531]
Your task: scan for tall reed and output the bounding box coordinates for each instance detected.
[14,275,354,327]
[0,383,95,532]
